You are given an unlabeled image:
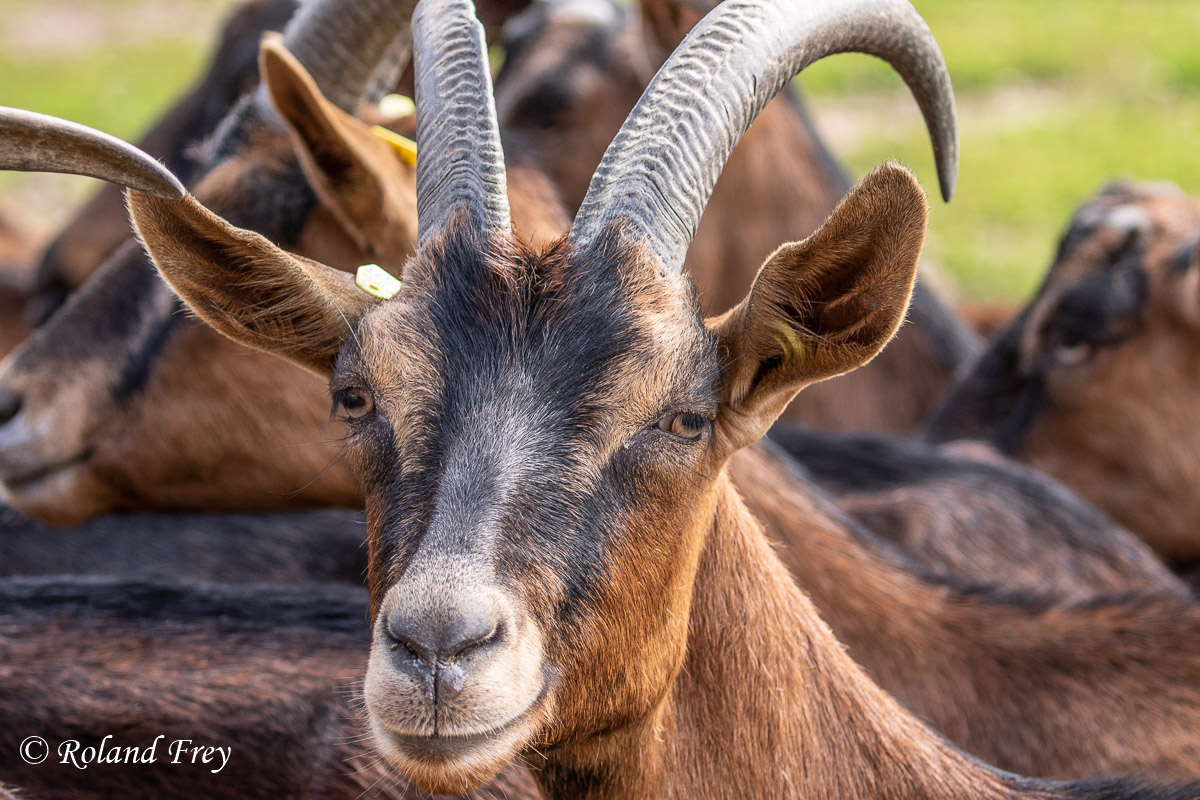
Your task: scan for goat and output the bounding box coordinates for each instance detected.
[492,0,981,433]
[0,577,538,799]
[768,425,1183,597]
[926,181,1200,565]
[25,0,301,326]
[34,0,1200,794]
[0,503,367,585]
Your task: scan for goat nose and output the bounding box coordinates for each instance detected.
[0,391,21,426]
[385,604,503,694]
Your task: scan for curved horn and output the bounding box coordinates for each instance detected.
[264,0,420,114]
[569,0,957,274]
[0,107,184,199]
[412,0,511,245]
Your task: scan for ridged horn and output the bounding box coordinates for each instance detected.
[569,0,957,275]
[0,107,184,199]
[412,0,511,245]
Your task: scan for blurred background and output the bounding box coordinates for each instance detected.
[1,0,1198,301]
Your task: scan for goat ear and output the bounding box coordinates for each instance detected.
[259,35,419,260]
[129,190,376,377]
[710,163,927,450]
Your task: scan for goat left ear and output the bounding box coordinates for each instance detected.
[260,35,419,262]
[129,190,377,377]
[710,163,927,450]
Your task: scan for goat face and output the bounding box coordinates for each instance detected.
[352,218,725,792]
[927,182,1200,562]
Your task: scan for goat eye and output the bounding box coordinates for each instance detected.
[1051,340,1094,368]
[339,388,375,420]
[655,413,707,441]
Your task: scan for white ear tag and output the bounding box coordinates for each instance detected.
[356,264,402,299]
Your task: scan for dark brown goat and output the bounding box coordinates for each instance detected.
[58,0,1200,792]
[768,425,1183,597]
[0,577,538,800]
[24,0,301,326]
[927,182,1200,564]
[492,0,980,433]
[0,504,367,585]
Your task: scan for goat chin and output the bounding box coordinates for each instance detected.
[367,708,547,795]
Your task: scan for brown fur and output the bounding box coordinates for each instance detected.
[736,442,1200,780]
[0,212,33,357]
[772,429,1184,598]
[963,300,1021,338]
[0,287,30,359]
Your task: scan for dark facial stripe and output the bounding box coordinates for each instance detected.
[363,222,718,620]
[114,296,184,400]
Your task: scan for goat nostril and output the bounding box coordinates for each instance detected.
[386,625,433,668]
[0,391,22,425]
[445,620,503,661]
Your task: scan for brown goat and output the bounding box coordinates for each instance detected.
[492,0,981,433]
[0,577,538,800]
[927,182,1200,564]
[78,0,1200,793]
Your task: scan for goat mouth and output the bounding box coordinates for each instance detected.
[376,681,550,765]
[0,450,91,492]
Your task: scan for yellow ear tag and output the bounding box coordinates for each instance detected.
[356,264,402,300]
[371,125,418,167]
[378,93,416,121]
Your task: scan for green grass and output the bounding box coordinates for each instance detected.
[0,40,207,143]
[0,0,234,224]
[2,0,1199,301]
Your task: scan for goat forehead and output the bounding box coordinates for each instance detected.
[352,233,716,485]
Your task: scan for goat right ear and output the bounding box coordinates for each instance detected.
[709,164,927,452]
[129,190,376,377]
[259,35,419,261]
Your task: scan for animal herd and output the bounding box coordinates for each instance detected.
[0,0,1198,798]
